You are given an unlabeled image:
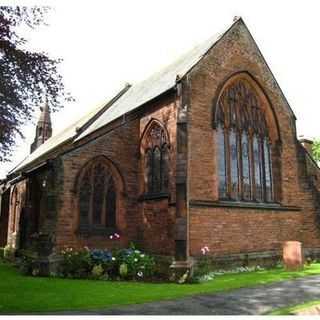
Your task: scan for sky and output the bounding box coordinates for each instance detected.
[1,0,320,178]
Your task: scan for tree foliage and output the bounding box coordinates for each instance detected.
[313,139,320,163]
[0,6,71,162]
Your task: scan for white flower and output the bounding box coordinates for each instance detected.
[140,254,145,258]
[112,257,116,261]
[137,271,143,277]
[109,235,114,239]
[134,258,138,262]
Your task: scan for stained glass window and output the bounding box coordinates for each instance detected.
[214,78,274,203]
[78,160,117,230]
[144,122,169,194]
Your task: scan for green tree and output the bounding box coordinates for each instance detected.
[0,6,72,162]
[313,139,320,163]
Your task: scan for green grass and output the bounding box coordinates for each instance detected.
[269,299,320,315]
[1,262,320,313]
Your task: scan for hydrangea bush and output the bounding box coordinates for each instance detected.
[59,244,155,281]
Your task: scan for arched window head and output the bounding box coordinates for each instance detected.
[78,158,117,234]
[213,74,278,203]
[142,121,170,195]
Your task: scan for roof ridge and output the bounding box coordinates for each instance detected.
[74,83,132,137]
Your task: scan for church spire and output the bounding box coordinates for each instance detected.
[30,97,52,153]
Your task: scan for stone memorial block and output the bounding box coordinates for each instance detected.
[283,241,303,270]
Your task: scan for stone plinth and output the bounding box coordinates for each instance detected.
[283,241,304,270]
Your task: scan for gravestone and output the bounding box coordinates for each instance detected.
[283,241,304,270]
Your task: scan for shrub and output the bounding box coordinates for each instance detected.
[3,245,14,261]
[0,247,4,259]
[91,264,104,279]
[59,247,92,278]
[19,256,35,275]
[90,249,116,275]
[116,248,155,280]
[55,246,156,281]
[119,263,128,278]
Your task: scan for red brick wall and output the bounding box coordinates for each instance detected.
[186,20,320,258]
[139,95,178,255]
[55,118,140,251]
[55,93,178,255]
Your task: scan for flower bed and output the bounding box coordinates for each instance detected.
[58,245,155,281]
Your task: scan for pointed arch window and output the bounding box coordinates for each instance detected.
[214,79,274,202]
[143,122,170,195]
[78,159,117,234]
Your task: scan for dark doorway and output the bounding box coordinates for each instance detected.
[0,188,10,247]
[19,179,41,250]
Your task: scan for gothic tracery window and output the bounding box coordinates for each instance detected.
[78,159,117,231]
[215,78,274,202]
[144,122,169,194]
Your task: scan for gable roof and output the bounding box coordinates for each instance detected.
[9,17,297,177]
[10,18,237,176]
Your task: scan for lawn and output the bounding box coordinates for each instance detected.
[269,300,320,315]
[1,262,320,313]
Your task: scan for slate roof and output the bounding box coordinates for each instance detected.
[10,19,235,175]
[75,28,227,141]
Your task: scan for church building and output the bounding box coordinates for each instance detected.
[1,17,320,269]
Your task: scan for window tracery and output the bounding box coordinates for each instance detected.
[143,122,169,195]
[215,79,274,202]
[78,159,117,231]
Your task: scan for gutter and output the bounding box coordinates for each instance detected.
[7,160,50,185]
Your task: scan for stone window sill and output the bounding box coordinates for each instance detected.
[76,226,119,237]
[189,199,301,211]
[139,192,169,201]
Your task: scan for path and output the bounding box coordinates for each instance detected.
[52,275,320,315]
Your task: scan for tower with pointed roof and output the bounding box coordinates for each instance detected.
[30,99,52,153]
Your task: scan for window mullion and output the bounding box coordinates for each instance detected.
[249,131,256,201]
[225,127,231,199]
[260,136,267,202]
[238,130,243,200]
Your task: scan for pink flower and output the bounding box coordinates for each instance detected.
[201,246,210,255]
[114,233,120,239]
